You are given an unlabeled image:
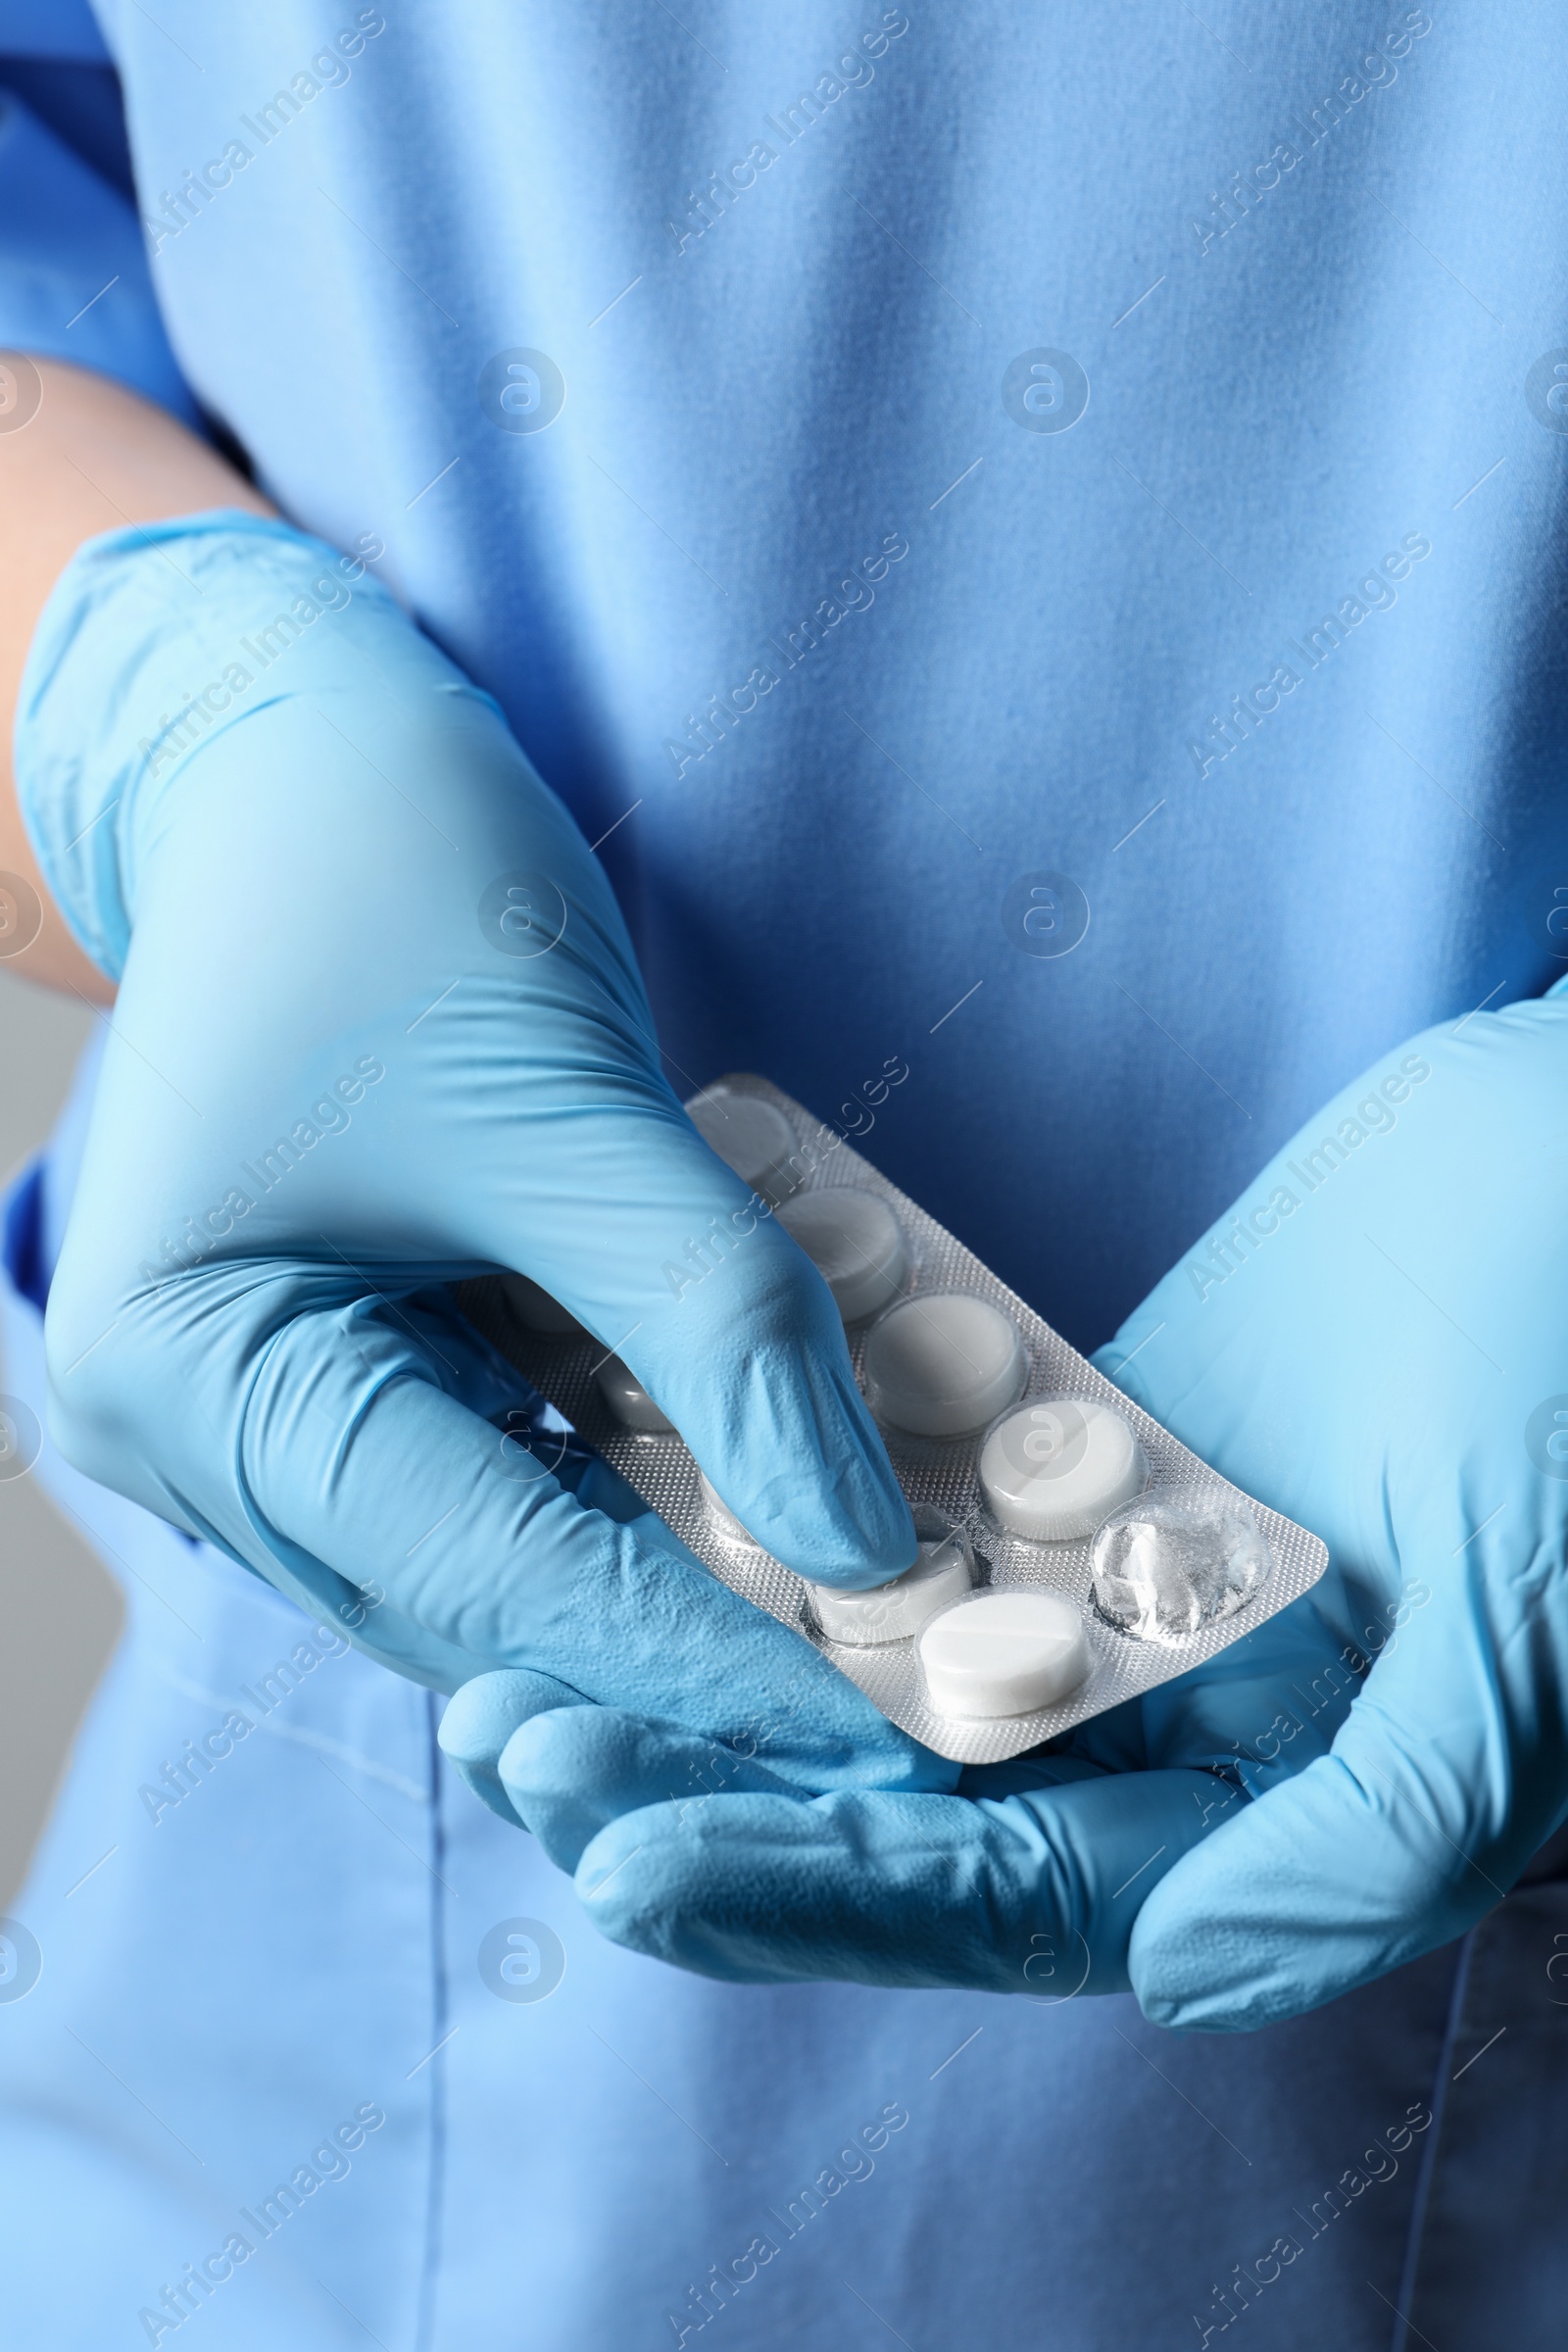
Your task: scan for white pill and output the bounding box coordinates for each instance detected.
[689,1087,801,1204]
[862,1292,1027,1438]
[777,1189,907,1323]
[980,1398,1146,1543]
[809,1530,973,1646]
[500,1272,584,1336]
[594,1355,674,1435]
[919,1589,1091,1718]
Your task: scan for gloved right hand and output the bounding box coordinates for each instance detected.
[18,508,946,1795]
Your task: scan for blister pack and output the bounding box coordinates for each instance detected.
[457,1074,1328,1765]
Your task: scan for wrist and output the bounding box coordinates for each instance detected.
[0,359,274,998]
[14,509,402,980]
[0,801,116,999]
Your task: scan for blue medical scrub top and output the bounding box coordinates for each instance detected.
[2,3,1567,2344]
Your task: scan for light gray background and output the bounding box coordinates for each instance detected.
[0,965,122,1906]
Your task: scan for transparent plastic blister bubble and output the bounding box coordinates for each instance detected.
[456,1074,1329,1765]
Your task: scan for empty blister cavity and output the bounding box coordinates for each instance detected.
[777,1188,907,1323]
[862,1292,1027,1438]
[1092,1496,1269,1642]
[980,1397,1146,1543]
[809,1518,973,1646]
[594,1355,675,1435]
[501,1272,584,1337]
[689,1085,802,1205]
[919,1589,1090,1719]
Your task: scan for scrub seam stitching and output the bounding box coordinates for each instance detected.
[1387,1924,1475,2352]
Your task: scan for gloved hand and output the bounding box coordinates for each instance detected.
[20,509,946,1793]
[439,1662,1223,1992]
[461,994,1568,2020]
[437,1593,1339,1993]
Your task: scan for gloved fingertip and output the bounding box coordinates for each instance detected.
[447,1752,527,1830]
[802,1506,920,1593]
[438,1668,589,1829]
[806,1415,920,1589]
[694,1438,917,1591]
[667,1277,919,1588]
[1128,1961,1275,2035]
[575,1808,667,1930]
[1127,1899,1297,2034]
[500,1706,807,1874]
[494,1706,618,1870]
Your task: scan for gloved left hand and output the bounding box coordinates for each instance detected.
[454,992,1568,2021]
[440,1664,1224,1992]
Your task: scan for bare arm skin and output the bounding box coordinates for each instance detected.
[0,358,271,1001]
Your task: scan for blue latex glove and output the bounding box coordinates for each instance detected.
[19,509,946,1794]
[1113,990,1568,2026]
[439,1664,1221,1992]
[459,995,1568,2019]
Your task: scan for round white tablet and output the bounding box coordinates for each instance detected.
[777,1189,907,1323]
[594,1355,674,1435]
[980,1398,1146,1543]
[688,1087,801,1204]
[500,1272,584,1337]
[919,1589,1091,1718]
[809,1530,973,1646]
[861,1293,1027,1438]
